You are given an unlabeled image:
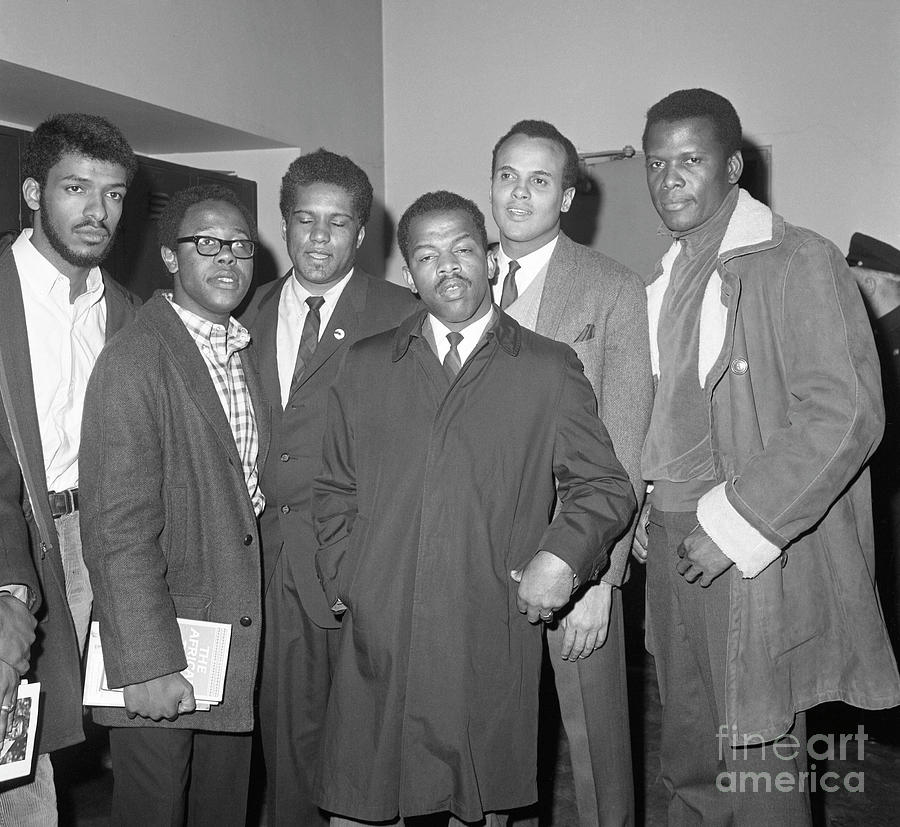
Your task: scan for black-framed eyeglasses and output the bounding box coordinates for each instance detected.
[176,235,256,259]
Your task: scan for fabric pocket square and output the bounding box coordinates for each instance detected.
[573,324,595,343]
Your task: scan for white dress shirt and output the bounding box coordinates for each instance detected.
[276,269,353,408]
[491,235,558,307]
[13,229,106,492]
[428,309,495,367]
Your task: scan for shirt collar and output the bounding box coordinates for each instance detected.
[13,228,105,300]
[288,267,354,306]
[498,234,558,278]
[427,306,494,348]
[165,293,251,358]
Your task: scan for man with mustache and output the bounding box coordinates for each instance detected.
[489,120,652,826]
[242,149,418,824]
[313,191,635,825]
[81,185,269,825]
[0,113,137,824]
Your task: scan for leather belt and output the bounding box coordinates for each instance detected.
[48,488,79,518]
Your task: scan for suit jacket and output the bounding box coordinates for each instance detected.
[80,295,271,732]
[536,232,653,585]
[242,269,419,628]
[0,234,138,752]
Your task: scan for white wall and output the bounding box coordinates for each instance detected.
[2,0,385,255]
[382,0,900,281]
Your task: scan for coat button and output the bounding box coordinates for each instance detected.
[731,358,749,375]
[280,453,290,462]
[281,504,291,514]
[243,534,253,546]
[240,616,252,627]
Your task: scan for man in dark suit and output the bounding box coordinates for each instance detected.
[490,120,652,826]
[0,113,137,824]
[242,149,418,825]
[81,184,270,826]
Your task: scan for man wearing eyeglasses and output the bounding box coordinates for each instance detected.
[80,184,270,825]
[242,149,417,825]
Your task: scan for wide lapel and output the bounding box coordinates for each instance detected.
[535,232,579,339]
[242,342,272,472]
[248,275,288,410]
[146,297,244,471]
[0,248,55,536]
[288,270,367,400]
[102,274,136,339]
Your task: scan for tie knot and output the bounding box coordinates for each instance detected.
[507,260,520,277]
[446,331,463,348]
[306,296,325,312]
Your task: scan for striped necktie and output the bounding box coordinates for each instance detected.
[443,331,463,379]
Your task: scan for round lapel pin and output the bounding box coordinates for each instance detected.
[334,328,346,340]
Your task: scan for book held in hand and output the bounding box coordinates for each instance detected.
[0,681,40,782]
[83,619,231,710]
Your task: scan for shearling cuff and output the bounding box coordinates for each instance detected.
[697,482,781,578]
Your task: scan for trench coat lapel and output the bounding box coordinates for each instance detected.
[535,232,578,339]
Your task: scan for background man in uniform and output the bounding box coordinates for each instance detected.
[635,88,900,824]
[242,149,417,825]
[490,119,652,826]
[313,190,635,826]
[81,185,268,825]
[848,233,900,641]
[0,112,137,824]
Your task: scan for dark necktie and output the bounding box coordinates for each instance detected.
[293,296,326,385]
[500,259,521,310]
[443,331,463,379]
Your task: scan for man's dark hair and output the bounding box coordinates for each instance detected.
[279,148,373,226]
[491,120,580,190]
[642,89,743,155]
[397,191,488,265]
[22,113,138,187]
[157,184,258,250]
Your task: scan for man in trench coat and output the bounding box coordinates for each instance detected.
[313,191,635,825]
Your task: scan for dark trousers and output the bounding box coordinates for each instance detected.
[546,586,633,826]
[258,547,341,825]
[108,727,252,827]
[645,508,811,826]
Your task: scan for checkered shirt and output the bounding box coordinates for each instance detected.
[167,297,265,516]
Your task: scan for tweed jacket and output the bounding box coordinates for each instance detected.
[242,269,418,628]
[0,234,137,752]
[536,232,653,586]
[80,295,271,732]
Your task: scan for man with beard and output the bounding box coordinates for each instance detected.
[0,113,138,822]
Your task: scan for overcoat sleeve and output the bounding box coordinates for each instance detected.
[80,345,187,688]
[540,348,637,584]
[0,426,39,604]
[698,238,885,577]
[313,352,358,610]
